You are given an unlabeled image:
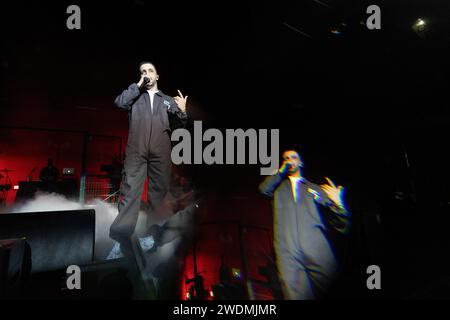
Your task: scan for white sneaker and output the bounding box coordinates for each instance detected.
[105,236,155,260]
[138,235,155,252]
[106,241,123,259]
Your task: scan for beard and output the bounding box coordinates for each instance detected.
[288,165,300,174]
[146,81,156,89]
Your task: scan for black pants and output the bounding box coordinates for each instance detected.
[110,140,171,243]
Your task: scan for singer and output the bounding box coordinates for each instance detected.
[109,61,188,260]
[259,150,350,299]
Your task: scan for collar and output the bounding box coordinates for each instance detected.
[288,176,305,182]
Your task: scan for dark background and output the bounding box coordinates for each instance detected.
[1,0,450,299]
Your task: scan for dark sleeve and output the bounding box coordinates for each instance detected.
[307,181,351,234]
[321,205,351,235]
[114,83,141,110]
[258,173,285,198]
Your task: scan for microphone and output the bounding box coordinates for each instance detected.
[139,77,150,90]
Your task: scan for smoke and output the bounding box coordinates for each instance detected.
[6,192,130,260]
[4,190,196,263]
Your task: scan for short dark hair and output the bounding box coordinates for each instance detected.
[138,61,157,72]
[282,150,304,168]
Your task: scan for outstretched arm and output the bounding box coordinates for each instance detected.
[307,177,350,234]
[168,89,188,128]
[320,177,348,214]
[173,89,187,113]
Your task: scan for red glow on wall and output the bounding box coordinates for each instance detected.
[180,220,274,300]
[0,127,124,205]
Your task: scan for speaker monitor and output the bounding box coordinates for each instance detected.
[0,210,95,273]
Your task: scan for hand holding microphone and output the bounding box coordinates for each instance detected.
[278,161,292,175]
[137,74,151,89]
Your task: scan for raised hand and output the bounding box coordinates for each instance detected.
[321,177,345,208]
[174,89,188,112]
[137,74,150,89]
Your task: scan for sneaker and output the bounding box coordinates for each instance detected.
[138,235,155,252]
[106,241,124,259]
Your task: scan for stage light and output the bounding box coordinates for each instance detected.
[412,18,428,37]
[415,19,426,27]
[62,168,75,176]
[232,268,242,280]
[186,291,191,300]
[210,290,214,298]
[13,185,19,190]
[331,29,342,35]
[330,21,347,36]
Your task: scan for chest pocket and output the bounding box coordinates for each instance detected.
[307,187,322,202]
[159,99,172,129]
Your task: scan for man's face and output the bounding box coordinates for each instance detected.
[139,63,159,88]
[282,150,303,175]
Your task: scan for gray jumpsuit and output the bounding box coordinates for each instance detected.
[110,83,187,244]
[259,173,350,299]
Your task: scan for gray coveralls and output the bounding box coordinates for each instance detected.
[259,173,350,299]
[110,83,187,244]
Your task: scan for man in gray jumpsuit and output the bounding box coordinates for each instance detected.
[259,150,350,299]
[110,62,188,258]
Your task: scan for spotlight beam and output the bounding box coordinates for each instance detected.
[283,22,313,39]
